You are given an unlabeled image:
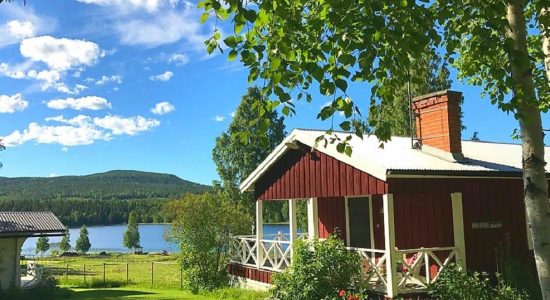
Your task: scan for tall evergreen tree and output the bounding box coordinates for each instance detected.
[75,225,91,254]
[35,237,49,256]
[59,229,71,253]
[375,49,452,137]
[123,211,141,251]
[212,87,286,218]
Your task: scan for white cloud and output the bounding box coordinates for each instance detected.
[47,96,112,111]
[93,115,160,135]
[2,121,109,147]
[6,20,35,39]
[168,53,189,65]
[0,93,28,113]
[0,36,103,94]
[61,147,68,152]
[3,114,160,147]
[230,111,236,118]
[0,5,55,48]
[77,0,162,13]
[95,75,122,85]
[151,101,175,115]
[48,173,59,177]
[115,9,207,48]
[214,115,225,122]
[45,115,92,126]
[20,36,103,71]
[149,71,173,81]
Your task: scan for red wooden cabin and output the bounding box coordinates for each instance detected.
[228,90,538,298]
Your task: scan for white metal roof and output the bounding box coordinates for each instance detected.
[240,129,548,192]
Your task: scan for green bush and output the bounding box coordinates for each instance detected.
[165,193,252,293]
[429,264,530,300]
[271,235,364,300]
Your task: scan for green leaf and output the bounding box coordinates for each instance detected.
[224,36,239,48]
[374,31,382,42]
[339,121,351,131]
[200,12,209,24]
[228,50,238,62]
[344,145,352,156]
[335,79,348,92]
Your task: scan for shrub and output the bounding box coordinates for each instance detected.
[271,235,364,300]
[164,193,252,293]
[429,264,530,300]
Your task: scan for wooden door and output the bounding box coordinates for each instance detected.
[348,197,372,248]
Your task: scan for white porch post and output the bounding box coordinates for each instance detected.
[289,199,298,258]
[256,200,264,268]
[307,197,318,240]
[451,192,467,271]
[383,194,398,298]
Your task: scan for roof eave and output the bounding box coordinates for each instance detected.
[386,169,525,178]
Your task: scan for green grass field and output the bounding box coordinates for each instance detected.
[27,253,184,289]
[19,254,268,299]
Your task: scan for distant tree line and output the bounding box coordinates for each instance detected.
[0,198,170,226]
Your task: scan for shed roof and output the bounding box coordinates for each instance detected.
[0,211,66,237]
[240,129,549,192]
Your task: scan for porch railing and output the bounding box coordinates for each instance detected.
[229,235,457,296]
[346,247,388,293]
[395,246,457,293]
[229,232,307,272]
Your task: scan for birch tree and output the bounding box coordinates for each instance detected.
[199,0,550,297]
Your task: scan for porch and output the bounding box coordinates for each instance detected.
[229,193,467,298]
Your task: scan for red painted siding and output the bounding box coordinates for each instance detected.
[255,150,387,200]
[393,192,454,249]
[317,197,347,241]
[388,177,529,274]
[227,263,273,284]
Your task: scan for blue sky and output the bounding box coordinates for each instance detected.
[0,1,547,185]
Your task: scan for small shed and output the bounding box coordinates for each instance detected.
[228,90,543,298]
[0,211,65,289]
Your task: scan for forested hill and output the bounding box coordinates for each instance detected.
[0,170,211,226]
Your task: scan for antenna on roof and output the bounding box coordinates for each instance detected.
[407,70,415,149]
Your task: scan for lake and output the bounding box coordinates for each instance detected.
[21,223,293,255]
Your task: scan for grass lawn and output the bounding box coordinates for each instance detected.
[18,254,268,299]
[26,253,184,289]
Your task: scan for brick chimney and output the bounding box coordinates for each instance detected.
[412,90,462,157]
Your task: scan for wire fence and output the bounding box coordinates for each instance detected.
[22,259,184,289]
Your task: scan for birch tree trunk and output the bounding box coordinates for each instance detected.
[542,7,550,86]
[507,1,550,298]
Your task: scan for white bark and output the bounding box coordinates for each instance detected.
[507,1,550,299]
[542,7,550,86]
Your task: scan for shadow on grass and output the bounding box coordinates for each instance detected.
[2,287,172,300]
[60,288,157,299]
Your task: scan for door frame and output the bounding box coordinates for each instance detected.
[345,195,375,248]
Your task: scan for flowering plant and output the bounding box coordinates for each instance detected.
[335,289,363,300]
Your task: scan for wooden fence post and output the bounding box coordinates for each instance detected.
[151,262,154,287]
[180,267,183,290]
[83,264,86,285]
[103,263,106,285]
[126,263,129,284]
[66,264,69,281]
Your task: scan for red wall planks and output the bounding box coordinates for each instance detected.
[254,150,388,200]
[317,196,347,241]
[227,263,273,284]
[388,177,529,275]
